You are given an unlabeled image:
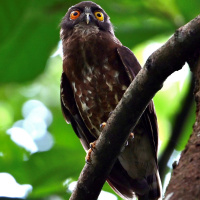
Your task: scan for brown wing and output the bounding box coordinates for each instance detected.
[60,72,96,150]
[105,46,161,199]
[117,46,159,159]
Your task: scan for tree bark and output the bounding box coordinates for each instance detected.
[70,15,200,200]
[164,51,200,199]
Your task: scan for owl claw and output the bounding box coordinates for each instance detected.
[99,113,112,131]
[90,141,96,151]
[129,132,134,139]
[100,122,106,131]
[127,132,134,145]
[124,133,134,149]
[85,148,93,164]
[85,141,97,163]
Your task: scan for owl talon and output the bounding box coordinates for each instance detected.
[85,148,92,163]
[127,132,134,145]
[85,141,97,163]
[129,132,134,140]
[124,133,134,148]
[90,141,96,151]
[100,122,107,131]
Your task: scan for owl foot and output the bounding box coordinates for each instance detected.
[90,141,96,151]
[100,122,107,131]
[85,149,92,164]
[126,132,134,145]
[85,141,97,163]
[129,132,134,139]
[100,111,112,131]
[122,133,135,152]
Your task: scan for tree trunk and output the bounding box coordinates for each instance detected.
[165,52,200,199]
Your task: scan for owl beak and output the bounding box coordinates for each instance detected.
[85,13,90,24]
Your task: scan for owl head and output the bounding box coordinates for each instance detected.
[60,1,114,39]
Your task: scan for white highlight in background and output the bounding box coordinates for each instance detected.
[7,100,54,154]
[0,173,32,198]
[143,42,190,91]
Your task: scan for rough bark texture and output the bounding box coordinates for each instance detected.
[165,52,200,200]
[70,15,200,200]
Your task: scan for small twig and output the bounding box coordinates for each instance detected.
[70,15,200,200]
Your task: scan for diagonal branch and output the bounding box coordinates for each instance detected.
[69,15,200,200]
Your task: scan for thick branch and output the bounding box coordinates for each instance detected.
[70,15,200,200]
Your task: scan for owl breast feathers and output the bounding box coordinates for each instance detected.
[60,1,162,200]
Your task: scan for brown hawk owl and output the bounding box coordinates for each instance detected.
[60,1,162,200]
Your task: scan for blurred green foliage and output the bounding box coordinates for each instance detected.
[0,0,199,199]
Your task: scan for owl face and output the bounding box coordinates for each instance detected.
[60,1,114,39]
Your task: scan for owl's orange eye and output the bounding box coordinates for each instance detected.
[70,10,81,20]
[94,11,104,21]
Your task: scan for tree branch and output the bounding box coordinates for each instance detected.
[70,15,200,200]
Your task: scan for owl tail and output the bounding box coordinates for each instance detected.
[107,161,162,200]
[137,171,162,200]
